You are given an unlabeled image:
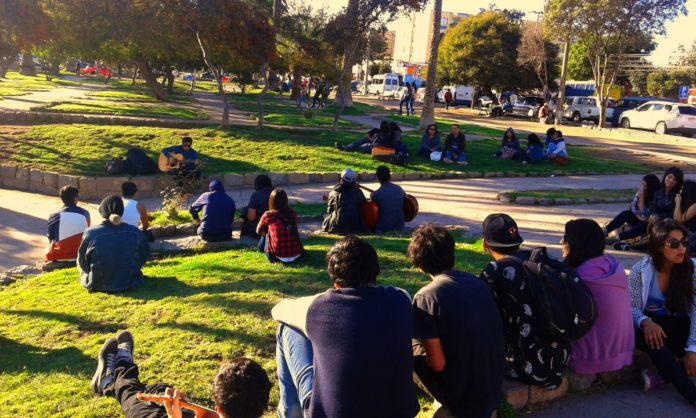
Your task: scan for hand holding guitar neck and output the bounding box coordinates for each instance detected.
[136,391,218,418]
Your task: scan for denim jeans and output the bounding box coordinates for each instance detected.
[409,98,415,115]
[276,324,314,418]
[342,138,372,153]
[605,210,641,234]
[443,150,466,162]
[258,235,280,263]
[399,97,410,115]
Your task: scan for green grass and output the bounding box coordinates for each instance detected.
[2,124,659,177]
[261,113,355,128]
[149,204,326,227]
[0,71,80,97]
[35,100,207,120]
[85,91,193,103]
[0,235,487,417]
[507,188,636,201]
[387,115,506,137]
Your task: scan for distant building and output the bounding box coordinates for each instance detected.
[426,11,471,62]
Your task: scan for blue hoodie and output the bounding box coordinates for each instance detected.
[189,179,236,237]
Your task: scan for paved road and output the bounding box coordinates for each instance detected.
[0,173,657,271]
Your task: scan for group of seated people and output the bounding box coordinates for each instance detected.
[90,212,696,418]
[495,127,568,165]
[337,120,408,163]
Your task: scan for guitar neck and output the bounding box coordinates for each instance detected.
[136,393,217,418]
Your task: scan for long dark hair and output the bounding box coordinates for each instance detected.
[564,219,605,268]
[527,133,542,147]
[424,123,437,136]
[648,219,694,313]
[379,120,390,137]
[254,174,272,192]
[662,166,684,199]
[680,180,696,213]
[268,188,296,228]
[642,174,660,206]
[503,127,516,141]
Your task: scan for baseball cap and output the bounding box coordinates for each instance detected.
[482,213,524,247]
[341,168,356,183]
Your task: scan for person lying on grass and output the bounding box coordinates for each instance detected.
[91,330,271,418]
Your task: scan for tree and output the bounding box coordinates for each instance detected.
[0,0,52,76]
[567,40,594,80]
[517,22,560,101]
[420,0,442,129]
[0,28,18,78]
[438,12,521,99]
[647,69,691,98]
[545,0,687,127]
[628,70,649,96]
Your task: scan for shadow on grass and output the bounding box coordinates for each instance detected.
[0,334,93,375]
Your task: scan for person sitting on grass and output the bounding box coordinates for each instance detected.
[389,121,409,158]
[521,133,544,165]
[321,168,366,234]
[418,124,441,159]
[121,181,150,231]
[604,174,660,245]
[479,213,570,389]
[494,128,521,160]
[543,130,568,164]
[256,188,303,264]
[628,219,696,406]
[338,121,391,153]
[190,179,236,242]
[240,175,273,238]
[370,166,405,233]
[408,223,505,418]
[271,236,419,418]
[544,127,556,148]
[161,136,202,184]
[442,124,468,165]
[46,185,91,263]
[561,219,634,382]
[91,330,271,418]
[78,195,150,293]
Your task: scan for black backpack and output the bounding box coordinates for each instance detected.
[105,157,124,175]
[124,149,157,176]
[509,247,597,342]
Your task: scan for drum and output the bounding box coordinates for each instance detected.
[403,194,418,222]
[360,200,379,230]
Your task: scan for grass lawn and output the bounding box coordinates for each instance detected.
[149,203,326,226]
[507,188,636,201]
[86,91,193,103]
[34,100,207,120]
[1,124,659,177]
[0,71,80,97]
[0,235,490,418]
[261,113,355,128]
[387,115,506,138]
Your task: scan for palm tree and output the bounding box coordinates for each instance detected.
[420,0,442,129]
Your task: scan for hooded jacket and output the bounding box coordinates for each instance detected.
[569,255,635,374]
[189,179,236,238]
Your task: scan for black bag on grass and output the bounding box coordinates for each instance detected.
[105,157,124,175]
[124,149,157,176]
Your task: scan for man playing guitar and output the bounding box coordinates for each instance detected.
[160,136,202,181]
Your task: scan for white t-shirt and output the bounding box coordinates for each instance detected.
[122,198,141,228]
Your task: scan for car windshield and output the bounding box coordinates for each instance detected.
[678,106,696,115]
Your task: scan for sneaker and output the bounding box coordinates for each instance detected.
[457,160,468,166]
[91,338,118,396]
[115,330,134,365]
[641,369,665,392]
[442,157,453,164]
[522,160,528,165]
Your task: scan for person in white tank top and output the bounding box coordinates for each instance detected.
[121,181,150,230]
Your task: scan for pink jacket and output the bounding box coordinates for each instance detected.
[569,255,635,374]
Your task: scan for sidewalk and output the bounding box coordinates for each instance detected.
[0,173,654,271]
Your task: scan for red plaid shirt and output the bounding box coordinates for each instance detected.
[257,210,303,258]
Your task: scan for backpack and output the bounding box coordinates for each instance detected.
[124,149,157,176]
[105,157,124,175]
[509,247,597,342]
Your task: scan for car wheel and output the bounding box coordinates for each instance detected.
[655,122,667,135]
[572,112,581,123]
[620,118,630,129]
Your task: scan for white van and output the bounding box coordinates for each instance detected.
[368,73,401,97]
[562,96,614,123]
[437,85,474,106]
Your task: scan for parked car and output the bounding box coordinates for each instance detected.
[511,96,545,118]
[475,95,494,107]
[605,96,677,127]
[619,101,696,136]
[562,96,614,123]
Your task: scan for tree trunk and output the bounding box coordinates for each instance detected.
[167,70,175,94]
[131,66,138,85]
[257,63,270,127]
[555,37,571,125]
[19,51,36,76]
[190,68,196,92]
[0,59,10,78]
[335,0,359,109]
[291,67,301,100]
[419,0,442,130]
[137,58,167,100]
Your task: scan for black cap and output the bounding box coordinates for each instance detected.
[482,213,524,247]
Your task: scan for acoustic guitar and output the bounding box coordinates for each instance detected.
[136,392,218,418]
[158,153,199,172]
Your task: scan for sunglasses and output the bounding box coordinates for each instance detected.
[428,128,436,131]
[665,238,689,249]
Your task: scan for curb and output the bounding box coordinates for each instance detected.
[498,191,632,206]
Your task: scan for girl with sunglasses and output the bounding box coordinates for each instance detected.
[418,124,441,159]
[561,219,634,383]
[628,219,696,405]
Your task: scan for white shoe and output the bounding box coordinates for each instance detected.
[442,157,453,164]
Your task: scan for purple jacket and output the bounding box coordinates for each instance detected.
[569,255,634,374]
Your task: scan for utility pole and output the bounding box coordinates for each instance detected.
[408,11,416,64]
[364,29,371,95]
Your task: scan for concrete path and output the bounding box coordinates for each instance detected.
[0,173,659,271]
[0,84,98,111]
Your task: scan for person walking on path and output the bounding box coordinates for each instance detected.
[444,89,453,111]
